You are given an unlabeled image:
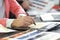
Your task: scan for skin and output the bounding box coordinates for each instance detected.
[21,0,30,10]
[11,16,34,28]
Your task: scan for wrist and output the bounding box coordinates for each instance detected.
[6,19,15,28]
[11,19,16,28]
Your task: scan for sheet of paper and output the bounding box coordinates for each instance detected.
[40,14,54,21]
[40,13,60,21]
[1,32,60,40]
[0,24,16,33]
[27,0,55,16]
[29,22,52,29]
[36,32,60,40]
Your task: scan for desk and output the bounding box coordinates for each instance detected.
[0,29,33,39]
[1,17,60,40]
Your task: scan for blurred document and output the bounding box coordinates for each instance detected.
[40,13,60,21]
[0,24,16,33]
[35,32,60,40]
[27,0,55,16]
[29,22,52,29]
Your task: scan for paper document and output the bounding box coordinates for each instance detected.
[29,22,51,29]
[40,13,60,21]
[27,0,55,15]
[36,32,60,40]
[0,24,16,33]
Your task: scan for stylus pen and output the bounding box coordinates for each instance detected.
[27,13,36,25]
[33,20,36,25]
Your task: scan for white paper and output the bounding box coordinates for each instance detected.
[0,24,16,33]
[40,13,60,21]
[36,32,60,40]
[29,22,52,29]
[40,14,54,21]
[9,38,18,40]
[27,0,55,16]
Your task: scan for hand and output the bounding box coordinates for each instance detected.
[21,0,30,10]
[11,16,34,28]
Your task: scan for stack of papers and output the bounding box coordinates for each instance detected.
[1,32,60,40]
[9,32,60,40]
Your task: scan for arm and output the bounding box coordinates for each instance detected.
[9,0,27,18]
[21,0,30,10]
[0,18,7,27]
[0,18,14,28]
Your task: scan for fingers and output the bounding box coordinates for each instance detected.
[24,18,33,24]
[11,16,35,28]
[24,21,32,27]
[22,1,30,9]
[17,16,34,27]
[22,16,35,27]
[23,16,34,24]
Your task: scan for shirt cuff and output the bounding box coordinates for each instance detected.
[6,19,14,28]
[18,14,26,17]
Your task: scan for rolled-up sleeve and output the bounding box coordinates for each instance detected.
[6,19,14,28]
[9,0,27,18]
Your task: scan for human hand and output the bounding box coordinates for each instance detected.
[22,0,30,10]
[11,16,34,28]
